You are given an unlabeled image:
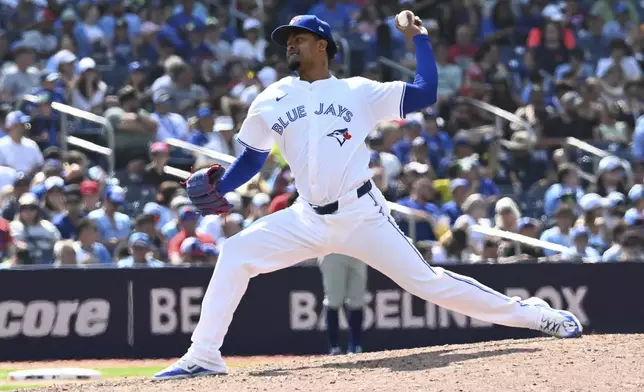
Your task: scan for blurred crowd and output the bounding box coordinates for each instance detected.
[1,0,644,268]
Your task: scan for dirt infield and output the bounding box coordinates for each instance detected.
[25,334,644,392]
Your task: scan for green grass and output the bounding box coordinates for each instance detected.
[0,366,166,392]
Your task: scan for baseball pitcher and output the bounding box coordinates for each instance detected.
[155,13,582,380]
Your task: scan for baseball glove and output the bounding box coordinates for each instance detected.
[184,164,233,215]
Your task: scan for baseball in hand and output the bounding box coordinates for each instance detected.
[396,10,414,29]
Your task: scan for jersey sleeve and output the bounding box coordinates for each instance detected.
[237,99,273,152]
[361,78,406,122]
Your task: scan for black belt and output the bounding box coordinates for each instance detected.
[310,181,372,215]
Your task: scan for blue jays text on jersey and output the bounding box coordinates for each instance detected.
[271,103,354,135]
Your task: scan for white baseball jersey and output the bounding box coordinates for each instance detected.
[237,75,406,205]
[181,75,573,371]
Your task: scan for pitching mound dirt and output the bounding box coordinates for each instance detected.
[28,334,644,392]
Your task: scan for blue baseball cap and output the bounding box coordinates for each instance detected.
[202,243,219,257]
[450,178,470,192]
[517,217,539,231]
[624,208,643,226]
[629,184,644,202]
[129,232,152,248]
[197,107,212,118]
[105,185,126,205]
[128,61,143,72]
[571,226,590,239]
[178,205,198,220]
[271,15,338,58]
[180,237,204,255]
[5,111,31,128]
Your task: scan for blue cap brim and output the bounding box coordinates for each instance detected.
[271,25,337,54]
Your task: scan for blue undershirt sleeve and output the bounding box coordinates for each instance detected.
[216,147,269,194]
[402,34,439,115]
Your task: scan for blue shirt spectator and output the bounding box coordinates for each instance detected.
[117,232,165,267]
[395,178,442,241]
[88,186,132,245]
[544,182,585,217]
[539,207,577,256]
[562,227,601,262]
[632,115,644,161]
[554,48,594,83]
[308,1,352,35]
[53,186,87,240]
[442,179,470,225]
[74,217,113,265]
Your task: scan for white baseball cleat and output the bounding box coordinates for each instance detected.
[523,297,583,339]
[153,356,228,380]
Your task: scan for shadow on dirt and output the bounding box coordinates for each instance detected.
[249,347,541,377]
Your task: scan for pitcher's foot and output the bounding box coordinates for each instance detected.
[153,355,228,380]
[523,297,583,339]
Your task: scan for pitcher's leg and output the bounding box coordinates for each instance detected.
[157,206,325,378]
[337,192,582,336]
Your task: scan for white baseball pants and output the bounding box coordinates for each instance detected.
[187,184,543,368]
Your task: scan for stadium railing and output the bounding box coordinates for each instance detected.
[22,95,116,175]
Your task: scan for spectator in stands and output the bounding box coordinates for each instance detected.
[231,18,267,63]
[596,102,630,143]
[500,131,549,192]
[54,185,85,240]
[125,62,150,101]
[602,221,627,262]
[70,57,107,114]
[1,175,30,221]
[10,192,60,265]
[459,193,492,254]
[151,92,190,142]
[134,214,165,259]
[41,176,66,221]
[449,24,477,72]
[624,184,644,223]
[0,46,39,102]
[168,205,215,264]
[461,157,499,206]
[593,156,629,196]
[105,86,158,165]
[117,232,164,267]
[33,72,65,104]
[111,18,136,65]
[88,185,131,250]
[555,47,593,84]
[179,236,208,264]
[395,178,442,242]
[143,142,177,186]
[532,21,572,76]
[0,214,11,261]
[540,206,576,256]
[216,212,244,251]
[28,92,61,150]
[53,240,77,266]
[602,2,632,40]
[168,62,208,117]
[442,178,470,225]
[494,197,521,232]
[245,193,270,227]
[144,181,181,230]
[435,40,462,105]
[544,164,585,216]
[431,216,474,265]
[438,132,473,178]
[308,0,351,36]
[499,217,545,262]
[0,111,44,175]
[80,180,100,213]
[577,193,610,253]
[73,218,112,265]
[562,227,601,263]
[195,116,243,166]
[597,38,642,81]
[161,195,193,240]
[188,106,214,144]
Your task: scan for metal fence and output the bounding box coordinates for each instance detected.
[22,95,115,175]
